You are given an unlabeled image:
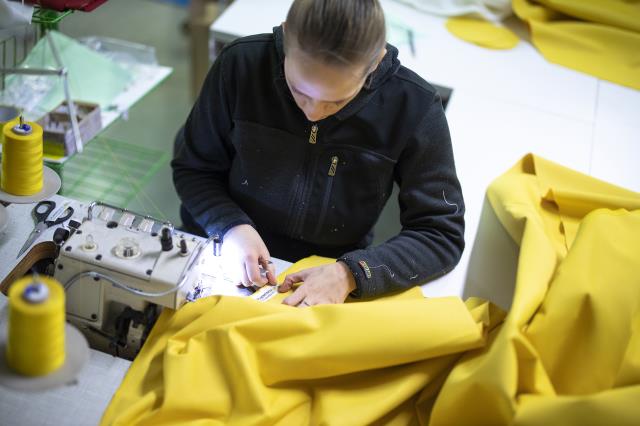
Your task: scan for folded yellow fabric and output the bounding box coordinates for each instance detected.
[102,154,640,425]
[430,154,640,425]
[446,17,520,50]
[512,0,640,89]
[100,258,499,425]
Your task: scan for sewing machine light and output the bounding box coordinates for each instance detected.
[113,237,141,259]
[82,234,97,251]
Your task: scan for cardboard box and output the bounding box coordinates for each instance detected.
[38,101,102,158]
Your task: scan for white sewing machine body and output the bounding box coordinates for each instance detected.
[52,202,224,358]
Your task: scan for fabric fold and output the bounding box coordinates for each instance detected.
[101,264,495,425]
[512,0,640,89]
[430,154,640,425]
[101,154,640,425]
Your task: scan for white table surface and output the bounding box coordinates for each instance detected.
[0,292,131,426]
[211,0,640,305]
[0,196,131,426]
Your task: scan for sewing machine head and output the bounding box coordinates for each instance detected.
[52,201,226,359]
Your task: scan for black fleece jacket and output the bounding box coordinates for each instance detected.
[172,26,465,299]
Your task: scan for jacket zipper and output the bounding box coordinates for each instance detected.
[314,156,338,235]
[289,124,319,237]
[308,124,318,144]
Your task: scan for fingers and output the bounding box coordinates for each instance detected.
[239,257,277,288]
[239,267,253,288]
[260,257,277,285]
[245,258,267,287]
[278,270,307,293]
[282,286,307,307]
[222,225,275,288]
[280,264,349,307]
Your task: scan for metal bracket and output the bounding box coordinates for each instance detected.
[0,30,83,153]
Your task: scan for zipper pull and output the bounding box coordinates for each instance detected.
[309,124,318,144]
[328,156,338,176]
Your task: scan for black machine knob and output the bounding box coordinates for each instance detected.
[160,227,173,251]
[53,227,70,246]
[179,238,188,255]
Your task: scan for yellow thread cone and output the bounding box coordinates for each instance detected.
[1,118,44,196]
[0,106,19,145]
[6,276,66,377]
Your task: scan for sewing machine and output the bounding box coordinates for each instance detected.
[1,198,277,361]
[51,201,235,359]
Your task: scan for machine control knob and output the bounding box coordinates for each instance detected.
[179,238,189,256]
[160,227,173,251]
[114,237,141,259]
[53,227,70,246]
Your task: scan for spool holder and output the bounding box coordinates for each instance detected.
[0,318,90,392]
[0,166,62,204]
[0,31,83,154]
[0,274,90,392]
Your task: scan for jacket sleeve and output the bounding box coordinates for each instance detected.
[171,51,255,237]
[339,94,465,298]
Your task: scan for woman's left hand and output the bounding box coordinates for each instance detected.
[279,262,357,307]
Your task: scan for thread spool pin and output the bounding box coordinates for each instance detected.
[12,116,33,136]
[22,282,49,304]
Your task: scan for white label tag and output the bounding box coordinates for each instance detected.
[251,285,279,302]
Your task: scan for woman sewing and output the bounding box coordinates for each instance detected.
[172,0,465,307]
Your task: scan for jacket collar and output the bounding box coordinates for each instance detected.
[272,25,400,123]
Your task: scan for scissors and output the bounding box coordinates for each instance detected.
[17,200,74,258]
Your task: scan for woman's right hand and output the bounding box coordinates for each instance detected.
[221,224,277,288]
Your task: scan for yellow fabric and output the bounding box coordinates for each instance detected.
[430,154,640,425]
[102,154,640,425]
[512,0,640,90]
[446,17,519,50]
[101,258,499,425]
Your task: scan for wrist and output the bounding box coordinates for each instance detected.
[220,221,255,240]
[336,261,357,293]
[223,223,252,238]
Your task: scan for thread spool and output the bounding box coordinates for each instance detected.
[1,117,44,196]
[6,276,66,377]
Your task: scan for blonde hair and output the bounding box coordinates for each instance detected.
[284,0,386,70]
